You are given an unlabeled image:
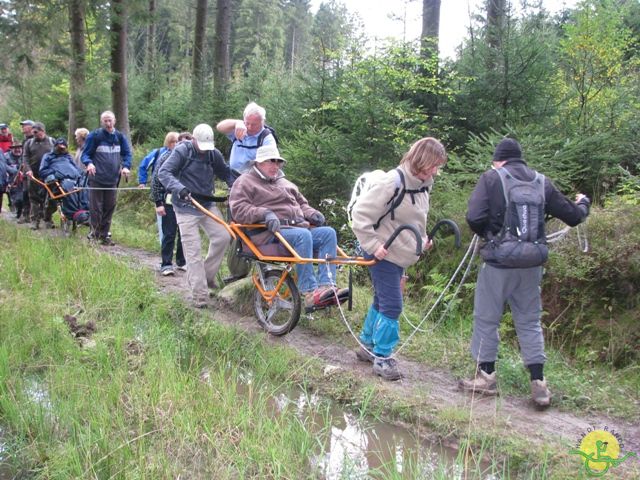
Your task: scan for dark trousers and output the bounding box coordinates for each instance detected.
[160,204,185,267]
[22,188,30,219]
[89,188,117,239]
[28,178,57,222]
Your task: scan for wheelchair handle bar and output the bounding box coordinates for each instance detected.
[382,224,423,256]
[428,219,462,249]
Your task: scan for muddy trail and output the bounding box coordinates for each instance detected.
[3,211,639,476]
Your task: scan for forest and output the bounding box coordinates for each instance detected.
[0,0,639,478]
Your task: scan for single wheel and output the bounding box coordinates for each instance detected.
[254,268,301,336]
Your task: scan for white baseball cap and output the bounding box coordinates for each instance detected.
[192,123,215,151]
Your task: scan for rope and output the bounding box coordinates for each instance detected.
[324,236,478,361]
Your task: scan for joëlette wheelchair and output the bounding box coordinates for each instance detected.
[29,174,90,234]
[190,197,461,337]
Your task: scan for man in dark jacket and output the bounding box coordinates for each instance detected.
[461,138,591,407]
[158,124,233,307]
[81,110,132,245]
[23,122,55,229]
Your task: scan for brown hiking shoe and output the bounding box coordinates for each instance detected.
[459,369,498,395]
[531,379,552,407]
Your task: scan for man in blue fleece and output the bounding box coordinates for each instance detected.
[82,111,132,246]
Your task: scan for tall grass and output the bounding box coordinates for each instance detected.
[0,222,321,477]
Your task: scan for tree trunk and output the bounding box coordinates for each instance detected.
[68,0,87,141]
[486,0,506,51]
[214,0,231,91]
[192,0,208,103]
[421,0,441,60]
[110,0,130,136]
[146,0,156,76]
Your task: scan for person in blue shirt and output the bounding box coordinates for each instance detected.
[81,110,132,246]
[216,102,275,174]
[138,132,178,188]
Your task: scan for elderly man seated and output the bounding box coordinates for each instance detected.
[229,144,348,311]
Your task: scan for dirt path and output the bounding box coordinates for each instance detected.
[4,212,639,476]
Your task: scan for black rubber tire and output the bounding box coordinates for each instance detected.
[254,268,301,336]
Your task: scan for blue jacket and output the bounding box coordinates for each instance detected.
[81,128,132,186]
[1,154,18,188]
[138,146,168,185]
[158,141,233,214]
[40,151,81,181]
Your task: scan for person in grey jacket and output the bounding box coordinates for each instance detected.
[158,124,233,307]
[461,138,590,407]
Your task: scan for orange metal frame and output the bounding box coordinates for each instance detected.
[28,175,81,200]
[190,198,373,307]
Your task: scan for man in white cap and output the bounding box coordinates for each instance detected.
[229,144,348,312]
[158,123,234,307]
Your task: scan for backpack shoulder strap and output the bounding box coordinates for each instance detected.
[373,169,405,230]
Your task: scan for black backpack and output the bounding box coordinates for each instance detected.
[480,168,548,268]
[233,125,278,150]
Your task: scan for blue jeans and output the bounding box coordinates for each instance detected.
[366,254,404,319]
[278,226,338,293]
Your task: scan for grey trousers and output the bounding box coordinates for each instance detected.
[175,206,230,302]
[470,262,546,366]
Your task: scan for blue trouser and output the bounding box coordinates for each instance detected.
[278,226,338,293]
[359,255,403,357]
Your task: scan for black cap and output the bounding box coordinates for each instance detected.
[54,137,68,147]
[493,138,522,162]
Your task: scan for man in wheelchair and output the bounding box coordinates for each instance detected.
[229,144,348,312]
[40,138,90,228]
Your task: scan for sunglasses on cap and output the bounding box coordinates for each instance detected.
[267,158,285,164]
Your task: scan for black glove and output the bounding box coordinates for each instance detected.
[309,212,325,226]
[264,211,280,233]
[178,187,191,201]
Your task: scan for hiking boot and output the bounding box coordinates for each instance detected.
[30,221,40,230]
[17,217,29,224]
[44,220,55,229]
[193,298,208,309]
[100,237,115,246]
[161,266,175,276]
[373,357,402,381]
[531,379,552,407]
[355,346,375,363]
[459,369,498,396]
[176,264,187,272]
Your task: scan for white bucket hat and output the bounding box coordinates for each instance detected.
[192,123,215,151]
[254,144,286,164]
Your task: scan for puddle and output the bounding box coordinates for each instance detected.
[0,427,17,480]
[213,367,494,479]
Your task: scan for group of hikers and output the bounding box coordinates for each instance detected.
[1,101,591,407]
[0,120,92,230]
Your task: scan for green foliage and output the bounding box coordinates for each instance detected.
[544,205,640,366]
